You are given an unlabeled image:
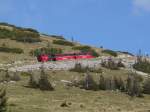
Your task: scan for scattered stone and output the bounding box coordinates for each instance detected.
[60,101,69,107]
[80,104,85,108]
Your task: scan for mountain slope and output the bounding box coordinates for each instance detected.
[0,22,133,63]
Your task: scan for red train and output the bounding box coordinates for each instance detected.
[37,52,95,62]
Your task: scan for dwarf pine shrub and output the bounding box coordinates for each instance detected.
[126,73,143,97]
[39,66,54,91]
[10,72,21,81]
[101,59,119,70]
[143,77,150,94]
[83,72,98,90]
[70,63,102,73]
[29,72,39,88]
[99,75,106,90]
[99,75,126,91]
[72,72,98,91]
[114,76,125,92]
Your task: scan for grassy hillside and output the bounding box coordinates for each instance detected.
[1,70,149,112]
[0,23,106,63]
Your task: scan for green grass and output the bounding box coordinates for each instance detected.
[0,70,150,112]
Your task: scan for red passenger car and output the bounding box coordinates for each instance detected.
[37,52,95,62]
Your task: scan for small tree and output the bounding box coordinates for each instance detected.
[105,77,111,90]
[99,75,106,90]
[117,60,125,68]
[110,76,116,90]
[114,76,125,92]
[29,72,39,88]
[0,88,7,112]
[83,72,98,90]
[143,77,150,94]
[101,59,119,70]
[10,72,21,81]
[126,73,143,97]
[39,66,54,91]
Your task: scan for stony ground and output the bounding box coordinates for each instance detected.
[9,59,102,72]
[7,56,136,71]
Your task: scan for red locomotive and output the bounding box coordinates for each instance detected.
[37,52,95,62]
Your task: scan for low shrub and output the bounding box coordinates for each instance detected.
[50,35,65,40]
[118,51,134,56]
[133,58,150,73]
[72,46,99,57]
[0,47,24,54]
[30,47,63,56]
[20,72,31,77]
[72,46,91,51]
[70,63,102,73]
[0,28,14,39]
[0,23,41,43]
[101,59,119,70]
[53,40,74,46]
[82,72,98,90]
[0,70,21,82]
[90,49,99,57]
[102,49,118,57]
[14,29,41,43]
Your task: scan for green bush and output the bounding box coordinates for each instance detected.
[72,46,99,57]
[0,47,24,54]
[0,23,41,43]
[72,46,91,51]
[50,35,65,40]
[53,40,74,46]
[21,72,31,77]
[102,49,118,57]
[30,47,63,56]
[90,49,99,57]
[118,51,134,56]
[0,28,14,39]
[13,29,41,43]
[133,58,150,73]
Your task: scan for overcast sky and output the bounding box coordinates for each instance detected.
[0,0,150,54]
